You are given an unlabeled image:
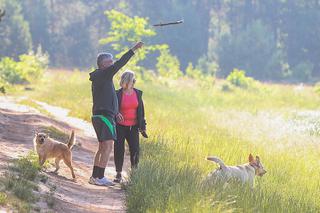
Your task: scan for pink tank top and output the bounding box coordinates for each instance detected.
[118,90,138,126]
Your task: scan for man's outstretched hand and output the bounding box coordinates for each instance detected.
[131,41,144,52]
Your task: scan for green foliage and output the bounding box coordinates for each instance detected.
[11,151,41,181]
[0,0,32,56]
[227,69,256,89]
[221,82,233,92]
[14,71,320,212]
[197,55,218,76]
[289,61,313,82]
[0,50,48,84]
[100,10,183,76]
[2,151,41,206]
[130,1,211,68]
[100,10,155,49]
[1,1,319,82]
[185,62,202,79]
[314,82,320,95]
[217,20,284,80]
[100,10,159,72]
[156,47,182,79]
[0,192,7,205]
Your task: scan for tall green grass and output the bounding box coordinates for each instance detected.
[0,151,45,212]
[16,70,320,212]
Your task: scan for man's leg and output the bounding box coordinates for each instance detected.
[90,140,114,185]
[94,146,102,166]
[91,141,103,178]
[98,140,113,169]
[90,116,115,185]
[91,117,103,179]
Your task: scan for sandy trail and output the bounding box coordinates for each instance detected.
[0,96,128,212]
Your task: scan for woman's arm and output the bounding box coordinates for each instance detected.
[140,95,147,131]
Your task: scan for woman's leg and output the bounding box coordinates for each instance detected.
[114,125,126,173]
[127,126,140,168]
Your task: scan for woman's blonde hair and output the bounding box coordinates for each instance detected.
[120,70,136,87]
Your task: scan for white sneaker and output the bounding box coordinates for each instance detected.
[97,177,115,186]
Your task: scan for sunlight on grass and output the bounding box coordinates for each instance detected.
[14,70,320,212]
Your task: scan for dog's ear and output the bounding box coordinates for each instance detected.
[34,130,38,136]
[256,156,260,163]
[249,154,254,163]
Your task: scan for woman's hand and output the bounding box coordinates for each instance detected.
[116,113,124,123]
[139,129,148,138]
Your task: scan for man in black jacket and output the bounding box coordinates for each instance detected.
[89,41,143,186]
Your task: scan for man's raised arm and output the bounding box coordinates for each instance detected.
[111,41,144,76]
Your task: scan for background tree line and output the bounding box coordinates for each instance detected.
[0,0,319,82]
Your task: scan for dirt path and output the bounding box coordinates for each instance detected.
[0,96,128,212]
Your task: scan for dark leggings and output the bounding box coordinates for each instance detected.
[114,124,139,173]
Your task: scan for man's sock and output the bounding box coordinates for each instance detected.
[98,167,106,179]
[92,166,99,178]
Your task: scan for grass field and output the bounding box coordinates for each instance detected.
[15,70,320,212]
[0,152,50,212]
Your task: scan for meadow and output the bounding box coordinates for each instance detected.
[17,70,320,213]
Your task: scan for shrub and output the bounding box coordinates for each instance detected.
[221,82,233,92]
[185,62,202,79]
[0,49,48,84]
[226,68,256,89]
[156,47,182,79]
[12,151,41,181]
[197,55,218,76]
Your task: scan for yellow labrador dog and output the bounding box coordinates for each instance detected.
[34,130,76,179]
[206,154,266,188]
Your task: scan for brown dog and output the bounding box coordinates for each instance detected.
[34,130,76,179]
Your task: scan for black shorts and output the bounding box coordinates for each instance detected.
[92,115,117,142]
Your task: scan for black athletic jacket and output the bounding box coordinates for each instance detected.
[116,88,147,131]
[89,50,134,118]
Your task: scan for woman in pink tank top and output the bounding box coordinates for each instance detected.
[114,70,147,183]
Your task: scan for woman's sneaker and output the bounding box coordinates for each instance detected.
[113,173,122,183]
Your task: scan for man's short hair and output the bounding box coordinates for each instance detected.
[97,52,113,68]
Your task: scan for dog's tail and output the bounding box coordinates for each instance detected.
[207,156,226,169]
[67,130,75,149]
